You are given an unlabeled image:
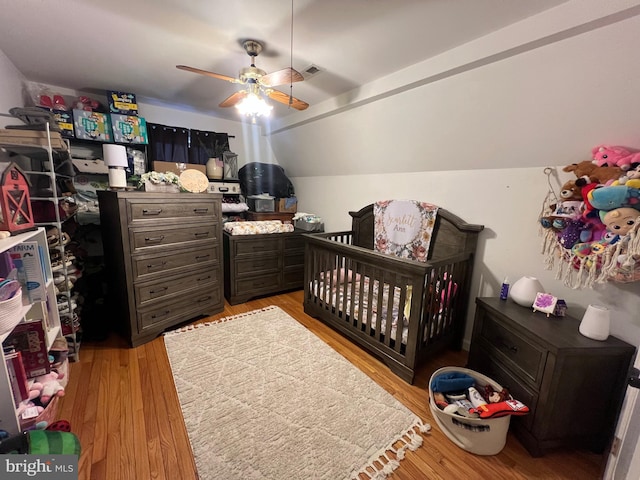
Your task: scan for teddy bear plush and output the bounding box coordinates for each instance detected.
[592,145,640,171]
[540,179,584,230]
[563,161,623,186]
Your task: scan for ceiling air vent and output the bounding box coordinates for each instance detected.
[302,64,322,79]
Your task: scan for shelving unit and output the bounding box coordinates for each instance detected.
[0,121,81,361]
[0,227,60,436]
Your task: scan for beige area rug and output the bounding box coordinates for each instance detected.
[163,306,430,480]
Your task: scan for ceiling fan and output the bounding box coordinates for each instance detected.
[176,39,309,111]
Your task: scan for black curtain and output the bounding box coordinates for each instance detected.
[189,130,230,165]
[147,123,189,164]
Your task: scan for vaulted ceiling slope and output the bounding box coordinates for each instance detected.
[0,0,568,123]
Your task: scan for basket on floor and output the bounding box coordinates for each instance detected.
[429,366,511,455]
[0,287,23,335]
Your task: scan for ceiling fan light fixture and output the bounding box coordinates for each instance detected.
[235,91,273,118]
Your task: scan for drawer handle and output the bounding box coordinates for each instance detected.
[194,231,210,238]
[195,254,210,261]
[145,235,165,243]
[499,340,518,353]
[142,208,163,215]
[196,275,212,282]
[147,261,167,269]
[151,310,170,319]
[197,295,212,303]
[149,287,168,294]
[193,208,209,214]
[253,262,266,268]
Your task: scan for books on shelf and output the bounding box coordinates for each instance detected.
[3,348,29,407]
[3,319,50,378]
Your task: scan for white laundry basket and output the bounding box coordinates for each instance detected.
[429,366,511,455]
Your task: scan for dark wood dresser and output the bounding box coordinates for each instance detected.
[98,191,224,346]
[467,297,635,457]
[223,230,306,305]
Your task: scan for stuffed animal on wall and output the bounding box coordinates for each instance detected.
[600,207,640,236]
[592,145,640,171]
[563,161,623,186]
[540,180,584,230]
[589,185,640,211]
[616,163,640,188]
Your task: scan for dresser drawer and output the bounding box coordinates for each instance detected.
[284,236,305,251]
[235,255,280,276]
[236,273,281,294]
[130,222,218,253]
[283,266,304,289]
[127,200,218,223]
[284,251,304,267]
[479,314,547,387]
[138,287,221,331]
[133,244,218,281]
[468,345,538,431]
[135,266,219,308]
[235,238,280,256]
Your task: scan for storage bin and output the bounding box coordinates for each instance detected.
[0,287,23,335]
[247,195,275,212]
[429,366,511,455]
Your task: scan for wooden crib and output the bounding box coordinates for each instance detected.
[303,204,484,384]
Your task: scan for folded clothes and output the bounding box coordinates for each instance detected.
[430,372,475,393]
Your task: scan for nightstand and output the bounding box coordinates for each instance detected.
[467,297,635,457]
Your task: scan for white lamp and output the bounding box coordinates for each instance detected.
[102,144,129,189]
[579,305,610,341]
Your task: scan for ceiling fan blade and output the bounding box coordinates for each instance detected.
[266,89,309,111]
[260,67,304,87]
[219,90,248,108]
[176,65,241,84]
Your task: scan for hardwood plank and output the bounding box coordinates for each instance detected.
[57,290,604,480]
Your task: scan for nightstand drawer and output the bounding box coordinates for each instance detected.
[480,315,547,387]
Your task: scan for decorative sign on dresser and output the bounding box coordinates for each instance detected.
[467,297,635,457]
[98,191,224,346]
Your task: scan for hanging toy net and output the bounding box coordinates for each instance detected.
[539,167,640,289]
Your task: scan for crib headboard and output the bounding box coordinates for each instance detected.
[348,204,484,260]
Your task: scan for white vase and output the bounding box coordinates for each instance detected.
[206,157,223,180]
[509,276,544,307]
[579,305,610,341]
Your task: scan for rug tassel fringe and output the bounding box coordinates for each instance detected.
[353,419,431,480]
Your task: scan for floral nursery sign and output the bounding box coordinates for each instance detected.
[374,200,438,262]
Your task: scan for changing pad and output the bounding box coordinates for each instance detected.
[223,220,294,235]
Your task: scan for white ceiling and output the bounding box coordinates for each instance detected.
[0,0,569,123]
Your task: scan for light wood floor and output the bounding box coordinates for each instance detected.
[57,290,605,480]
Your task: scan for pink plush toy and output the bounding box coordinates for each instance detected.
[592,145,640,171]
[33,371,65,406]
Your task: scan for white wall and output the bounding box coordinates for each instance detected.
[269,1,640,348]
[0,48,25,127]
